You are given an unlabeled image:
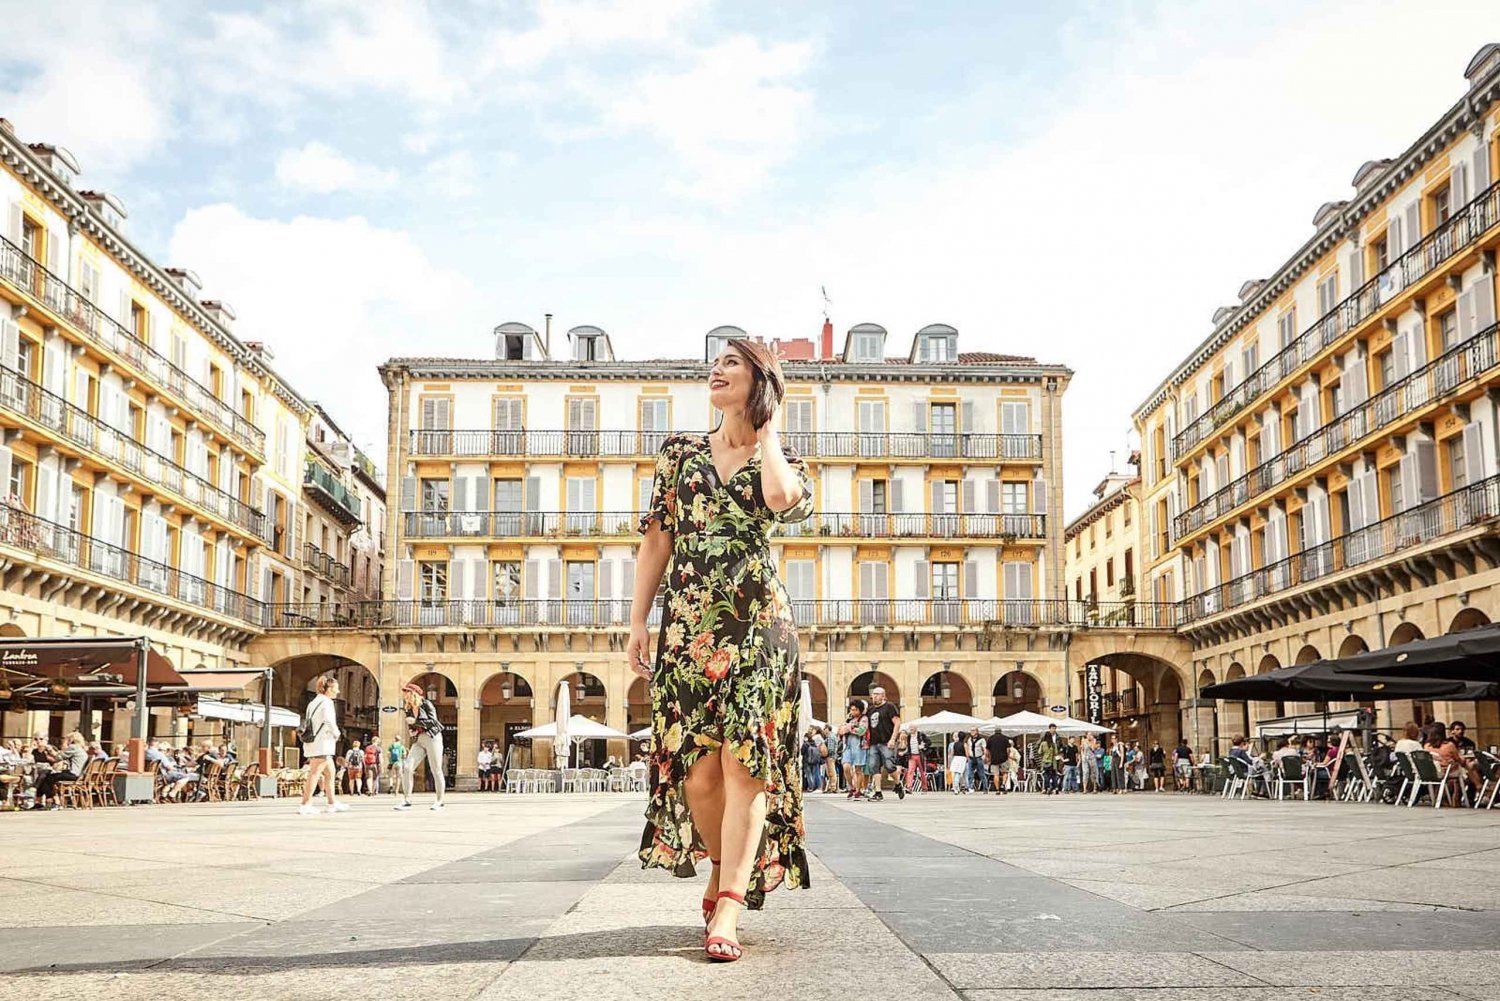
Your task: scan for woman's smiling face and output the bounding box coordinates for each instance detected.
[708,346,752,412]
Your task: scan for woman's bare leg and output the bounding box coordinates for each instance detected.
[684,750,727,902]
[706,742,767,956]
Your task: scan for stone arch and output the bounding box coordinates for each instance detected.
[478,670,535,762]
[1079,651,1188,748]
[558,671,610,766]
[1449,607,1491,633]
[804,673,830,726]
[920,670,974,716]
[272,653,381,765]
[1389,622,1425,646]
[1294,644,1321,666]
[406,670,460,787]
[1196,667,1216,691]
[1250,654,1284,732]
[0,623,25,638]
[992,671,1044,718]
[1256,654,1281,674]
[1337,634,1369,658]
[848,671,901,706]
[626,676,651,737]
[1222,662,1250,744]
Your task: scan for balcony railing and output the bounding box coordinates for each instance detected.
[1180,473,1500,623]
[262,597,1182,631]
[0,235,266,457]
[1175,320,1500,542]
[303,542,352,587]
[0,366,268,540]
[407,429,1043,461]
[399,509,1047,540]
[1172,179,1500,460]
[304,461,362,523]
[0,501,264,624]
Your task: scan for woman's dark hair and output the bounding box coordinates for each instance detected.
[725,338,785,430]
[848,698,867,715]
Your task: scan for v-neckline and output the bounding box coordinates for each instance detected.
[703,432,758,488]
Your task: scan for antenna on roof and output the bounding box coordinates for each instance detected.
[820,285,831,321]
[1109,450,1116,474]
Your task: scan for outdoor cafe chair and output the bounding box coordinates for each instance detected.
[1220,756,1249,800]
[95,757,120,807]
[1474,751,1500,810]
[505,768,525,793]
[237,763,261,800]
[1397,750,1450,808]
[1336,752,1376,803]
[56,758,96,810]
[1271,755,1305,801]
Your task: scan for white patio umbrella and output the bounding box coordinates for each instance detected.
[907,710,987,733]
[628,726,652,741]
[517,715,630,741]
[1052,715,1114,736]
[552,680,570,765]
[987,709,1060,735]
[798,678,815,737]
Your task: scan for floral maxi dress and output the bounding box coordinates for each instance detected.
[636,431,814,908]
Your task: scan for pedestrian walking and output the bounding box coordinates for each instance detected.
[298,676,346,815]
[386,736,405,793]
[821,724,840,793]
[1173,738,1194,792]
[986,727,1012,794]
[343,740,364,796]
[966,728,988,792]
[626,338,815,963]
[394,682,446,811]
[800,730,824,792]
[1037,724,1063,794]
[863,687,906,801]
[364,737,382,795]
[1061,736,1080,792]
[839,700,869,799]
[948,734,969,793]
[1148,739,1167,791]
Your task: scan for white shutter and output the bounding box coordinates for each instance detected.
[621,556,636,602]
[911,401,926,433]
[1405,202,1422,251]
[1393,330,1411,381]
[600,557,615,601]
[1475,146,1492,193]
[525,476,541,510]
[396,559,413,599]
[5,202,20,245]
[1463,421,1486,485]
[1348,476,1366,531]
[1399,452,1419,512]
[1032,473,1047,513]
[858,478,873,513]
[1344,350,1368,406]
[468,558,484,601]
[963,558,979,598]
[930,481,944,515]
[1414,438,1439,503]
[890,477,904,513]
[1453,161,1471,208]
[546,558,562,599]
[1472,277,1498,339]
[1361,471,1380,526]
[1388,215,1404,259]
[0,318,19,372]
[913,559,928,599]
[962,400,976,433]
[1004,561,1033,600]
[637,476,651,515]
[523,559,540,601]
[961,479,975,514]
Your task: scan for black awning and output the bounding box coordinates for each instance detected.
[0,636,185,691]
[1328,622,1500,682]
[1201,658,1499,701]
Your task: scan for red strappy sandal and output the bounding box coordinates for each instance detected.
[704,890,745,963]
[700,858,720,925]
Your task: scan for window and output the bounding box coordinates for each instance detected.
[917,335,952,362]
[130,301,148,342]
[857,399,885,457]
[783,399,813,445]
[1378,349,1395,390]
[1241,341,1259,378]
[1001,481,1027,514]
[930,403,957,457]
[1439,308,1459,351]
[851,331,882,362]
[1105,559,1115,588]
[419,561,447,602]
[19,217,40,260]
[15,338,33,381]
[1388,464,1404,515]
[1277,310,1297,350]
[79,261,99,303]
[502,333,527,359]
[1000,401,1030,435]
[1089,524,1096,550]
[1124,548,1134,582]
[1374,234,1390,272]
[639,398,669,452]
[1122,501,1131,527]
[565,560,596,624]
[1450,437,1468,490]
[420,478,449,511]
[931,561,960,600]
[1431,183,1452,227]
[1316,274,1339,317]
[573,334,601,361]
[566,397,598,456]
[7,456,29,505]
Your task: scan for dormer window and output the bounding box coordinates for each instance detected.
[912,323,958,364]
[567,324,612,362]
[845,322,887,363]
[705,325,747,362]
[493,321,540,361]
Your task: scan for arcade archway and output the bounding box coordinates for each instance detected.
[1075,652,1187,748]
[920,670,974,717]
[560,671,609,766]
[1337,634,1369,658]
[406,671,459,787]
[1389,622,1425,646]
[848,671,901,708]
[1222,662,1250,743]
[1449,608,1491,633]
[479,670,534,764]
[273,653,381,767]
[992,671,1043,718]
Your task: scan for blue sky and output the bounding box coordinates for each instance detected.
[3,0,1498,517]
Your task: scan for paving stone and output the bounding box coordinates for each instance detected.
[1199,949,1500,987]
[926,952,1262,990]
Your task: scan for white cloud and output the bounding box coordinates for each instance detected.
[484,0,706,69]
[167,204,481,454]
[275,142,398,194]
[593,35,815,203]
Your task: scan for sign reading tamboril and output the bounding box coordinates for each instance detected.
[1084,663,1104,726]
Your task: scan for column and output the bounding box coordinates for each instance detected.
[456,670,480,791]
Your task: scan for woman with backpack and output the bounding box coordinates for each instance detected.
[299,676,346,815]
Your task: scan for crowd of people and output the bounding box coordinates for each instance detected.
[799,701,1243,799]
[0,733,248,809]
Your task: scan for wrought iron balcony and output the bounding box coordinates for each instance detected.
[261,597,1182,631]
[0,501,264,624]
[0,366,268,540]
[1175,321,1500,543]
[0,235,266,458]
[303,461,362,524]
[302,541,352,587]
[1172,179,1500,461]
[1179,473,1500,624]
[399,509,1047,540]
[407,429,1043,461]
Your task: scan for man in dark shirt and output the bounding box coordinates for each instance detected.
[1450,722,1477,753]
[863,687,905,801]
[1060,737,1080,792]
[985,729,1012,794]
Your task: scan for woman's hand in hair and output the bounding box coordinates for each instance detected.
[755,399,780,441]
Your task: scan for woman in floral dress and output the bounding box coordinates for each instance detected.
[628,338,814,962]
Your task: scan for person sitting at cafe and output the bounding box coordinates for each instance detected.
[33,731,87,810]
[1424,722,1477,802]
[1228,735,1252,765]
[146,740,198,801]
[1271,738,1300,766]
[1394,722,1423,754]
[1450,721,1477,753]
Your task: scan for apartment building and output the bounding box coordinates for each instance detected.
[0,118,376,752]
[1133,44,1500,743]
[256,320,1071,784]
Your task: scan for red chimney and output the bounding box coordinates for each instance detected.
[821,318,834,360]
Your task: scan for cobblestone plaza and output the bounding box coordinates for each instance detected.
[2,792,1500,1000]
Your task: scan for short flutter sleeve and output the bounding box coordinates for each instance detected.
[771,443,815,524]
[638,433,685,535]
